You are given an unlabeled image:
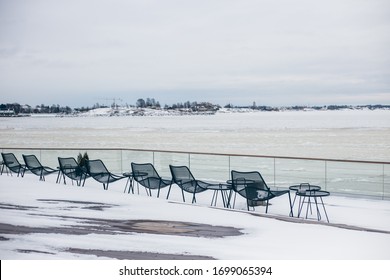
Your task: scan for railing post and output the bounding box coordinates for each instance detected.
[273,157,276,188]
[120,149,123,173]
[383,164,385,200]
[325,160,327,191]
[228,155,231,180]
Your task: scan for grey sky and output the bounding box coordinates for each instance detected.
[0,0,389,107]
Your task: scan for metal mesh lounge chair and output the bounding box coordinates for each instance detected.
[22,154,58,181]
[231,170,293,216]
[57,157,89,186]
[168,165,210,203]
[86,159,125,190]
[131,162,171,197]
[1,152,27,177]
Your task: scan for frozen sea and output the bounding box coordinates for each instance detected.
[1,109,390,161]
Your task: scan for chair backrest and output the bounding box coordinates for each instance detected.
[231,170,270,200]
[2,153,21,168]
[23,154,43,169]
[231,170,269,188]
[169,165,195,185]
[131,162,159,179]
[86,159,109,175]
[58,157,78,170]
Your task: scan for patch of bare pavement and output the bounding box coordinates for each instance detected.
[66,248,215,260]
[0,201,242,259]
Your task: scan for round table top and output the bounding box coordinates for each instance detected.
[289,184,321,192]
[207,183,233,190]
[296,190,330,197]
[226,179,256,185]
[122,171,148,177]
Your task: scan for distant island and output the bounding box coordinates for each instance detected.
[1,98,389,117]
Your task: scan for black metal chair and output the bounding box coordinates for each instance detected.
[168,165,211,203]
[86,159,125,190]
[1,152,27,177]
[22,154,58,181]
[57,157,89,186]
[130,162,171,197]
[231,170,293,216]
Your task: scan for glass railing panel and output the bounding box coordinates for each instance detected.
[2,148,42,166]
[188,154,230,182]
[1,148,31,163]
[53,149,83,160]
[153,152,190,178]
[384,164,390,199]
[121,150,154,173]
[229,156,275,183]
[1,147,389,199]
[82,149,123,173]
[274,158,326,190]
[326,161,384,197]
[40,149,71,168]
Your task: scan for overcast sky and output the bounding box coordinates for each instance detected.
[0,0,389,107]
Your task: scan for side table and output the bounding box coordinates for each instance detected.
[122,171,148,194]
[296,190,330,222]
[208,183,233,208]
[289,183,321,209]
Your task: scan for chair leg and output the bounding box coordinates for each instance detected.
[123,178,128,193]
[56,171,61,183]
[182,189,186,202]
[292,192,298,209]
[192,192,197,204]
[232,192,237,209]
[40,170,45,181]
[166,184,172,199]
[320,197,330,223]
[211,190,217,206]
[298,196,305,218]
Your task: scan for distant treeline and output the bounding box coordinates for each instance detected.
[227,104,390,111]
[0,98,221,115]
[1,99,389,116]
[0,103,72,115]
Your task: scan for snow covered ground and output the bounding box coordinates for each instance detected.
[0,172,389,260]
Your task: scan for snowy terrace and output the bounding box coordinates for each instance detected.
[1,148,390,260]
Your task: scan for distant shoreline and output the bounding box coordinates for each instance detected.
[1,105,390,118]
